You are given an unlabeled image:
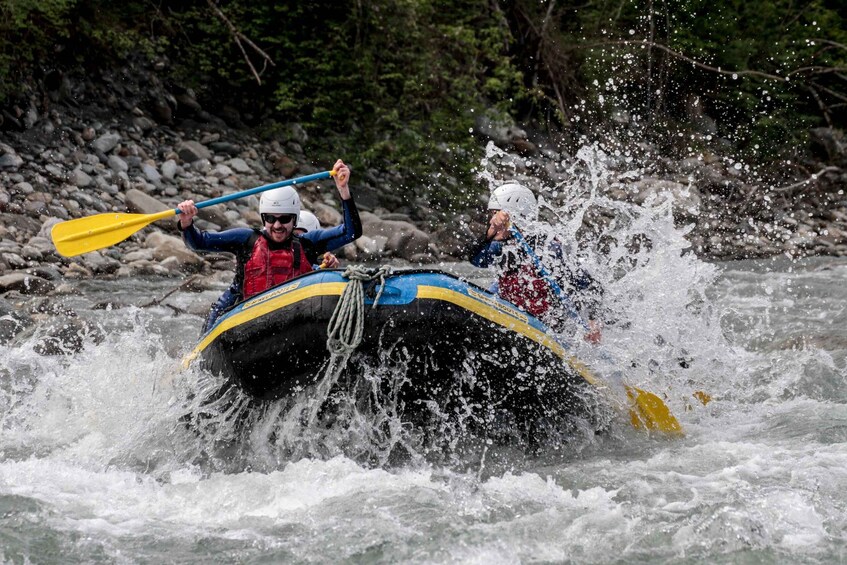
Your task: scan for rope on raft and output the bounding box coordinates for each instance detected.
[304,264,393,425]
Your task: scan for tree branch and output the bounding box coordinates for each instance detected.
[807,85,833,127]
[207,0,275,85]
[788,66,847,78]
[810,38,847,52]
[772,166,842,194]
[580,39,786,82]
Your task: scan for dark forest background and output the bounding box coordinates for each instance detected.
[2,0,846,203]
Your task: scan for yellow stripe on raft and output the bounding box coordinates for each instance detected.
[181,280,600,389]
[181,282,347,368]
[415,285,600,388]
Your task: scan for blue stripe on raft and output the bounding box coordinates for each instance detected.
[207,270,550,337]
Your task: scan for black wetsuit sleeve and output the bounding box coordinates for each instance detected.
[301,196,362,255]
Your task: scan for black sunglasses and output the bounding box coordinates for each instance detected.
[261,213,297,225]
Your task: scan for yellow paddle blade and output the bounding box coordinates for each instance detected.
[627,386,684,436]
[51,209,176,257]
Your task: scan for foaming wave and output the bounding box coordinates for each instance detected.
[0,307,194,474]
[479,143,753,424]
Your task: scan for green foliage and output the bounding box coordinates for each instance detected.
[0,0,161,101]
[667,0,847,137]
[1,0,845,205]
[164,0,521,206]
[0,0,76,98]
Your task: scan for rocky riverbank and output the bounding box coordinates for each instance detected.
[1,63,846,350]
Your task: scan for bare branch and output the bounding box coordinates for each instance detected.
[807,85,833,127]
[788,66,847,78]
[813,82,847,104]
[580,39,786,82]
[772,166,842,194]
[810,38,847,52]
[140,275,200,308]
[534,0,556,65]
[207,0,275,85]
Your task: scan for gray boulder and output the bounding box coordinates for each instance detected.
[0,143,24,170]
[363,214,431,260]
[0,273,55,295]
[124,188,169,215]
[0,297,33,344]
[91,133,122,154]
[30,316,104,356]
[144,232,205,272]
[177,140,212,163]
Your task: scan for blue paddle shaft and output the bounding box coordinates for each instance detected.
[509,226,589,330]
[173,170,333,214]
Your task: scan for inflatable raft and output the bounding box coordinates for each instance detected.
[183,268,609,431]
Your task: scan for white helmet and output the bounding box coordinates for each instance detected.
[260,186,301,216]
[297,210,321,233]
[487,182,537,221]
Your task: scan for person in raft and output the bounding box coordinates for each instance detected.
[294,210,340,269]
[468,182,604,343]
[177,159,362,332]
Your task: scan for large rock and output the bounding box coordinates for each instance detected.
[71,168,92,187]
[433,216,479,257]
[0,297,33,343]
[1,212,41,235]
[197,204,232,229]
[30,316,104,356]
[177,140,212,163]
[0,143,23,170]
[0,273,55,295]
[387,228,431,260]
[228,158,252,174]
[38,217,64,239]
[79,251,121,274]
[310,201,343,226]
[630,179,701,220]
[124,188,169,215]
[161,159,178,180]
[363,215,431,260]
[122,190,180,234]
[473,114,527,149]
[91,133,122,154]
[108,155,129,173]
[355,235,387,255]
[144,232,205,272]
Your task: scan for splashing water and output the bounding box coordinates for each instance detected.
[479,143,735,418]
[2,148,847,561]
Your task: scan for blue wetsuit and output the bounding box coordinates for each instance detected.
[181,197,362,331]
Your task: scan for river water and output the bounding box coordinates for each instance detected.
[1,251,846,563]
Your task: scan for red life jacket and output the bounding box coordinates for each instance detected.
[498,263,551,318]
[242,235,312,299]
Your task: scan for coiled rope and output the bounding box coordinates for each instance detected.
[325,264,393,357]
[304,264,393,425]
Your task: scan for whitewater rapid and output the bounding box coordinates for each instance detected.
[1,255,846,562]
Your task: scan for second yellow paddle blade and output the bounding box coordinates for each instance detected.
[627,386,684,436]
[51,209,175,257]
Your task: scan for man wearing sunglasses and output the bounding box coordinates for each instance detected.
[176,159,361,332]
